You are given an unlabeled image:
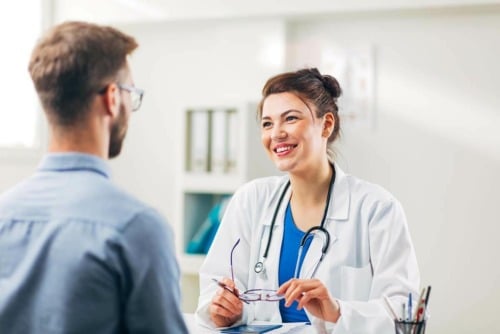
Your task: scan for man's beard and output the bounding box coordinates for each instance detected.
[108,103,128,159]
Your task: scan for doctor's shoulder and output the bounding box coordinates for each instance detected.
[345,173,406,217]
[232,175,288,204]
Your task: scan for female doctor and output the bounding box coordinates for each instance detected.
[195,68,420,333]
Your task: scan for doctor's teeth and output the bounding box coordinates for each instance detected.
[276,146,292,153]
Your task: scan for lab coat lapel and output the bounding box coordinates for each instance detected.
[300,220,338,279]
[254,179,291,290]
[300,163,350,278]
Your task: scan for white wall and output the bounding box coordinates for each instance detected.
[288,8,500,333]
[54,0,500,23]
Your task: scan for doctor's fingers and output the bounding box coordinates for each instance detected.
[211,289,243,316]
[209,302,242,328]
[280,279,326,307]
[220,277,237,289]
[276,278,295,295]
[295,284,332,309]
[297,288,340,323]
[277,278,319,294]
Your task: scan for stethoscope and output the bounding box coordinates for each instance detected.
[254,167,335,279]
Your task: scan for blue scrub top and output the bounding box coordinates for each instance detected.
[278,203,312,323]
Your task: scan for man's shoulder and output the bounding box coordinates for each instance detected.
[0,172,164,232]
[81,180,166,231]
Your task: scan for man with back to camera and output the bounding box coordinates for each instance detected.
[0,21,188,333]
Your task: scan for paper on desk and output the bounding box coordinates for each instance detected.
[250,321,313,334]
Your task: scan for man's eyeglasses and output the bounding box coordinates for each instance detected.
[117,83,144,111]
[98,83,144,112]
[212,238,284,302]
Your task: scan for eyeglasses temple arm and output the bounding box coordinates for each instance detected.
[230,238,241,283]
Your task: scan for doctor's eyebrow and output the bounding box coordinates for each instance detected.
[261,109,304,120]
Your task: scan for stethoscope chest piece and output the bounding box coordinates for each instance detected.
[254,261,264,273]
[254,260,268,280]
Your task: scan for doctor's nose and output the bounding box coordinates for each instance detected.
[270,126,287,140]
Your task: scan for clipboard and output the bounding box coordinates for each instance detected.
[220,324,282,333]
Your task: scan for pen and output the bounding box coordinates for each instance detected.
[212,278,237,295]
[408,293,412,321]
[414,286,431,334]
[383,295,401,321]
[413,287,426,320]
[211,278,249,304]
[424,285,432,308]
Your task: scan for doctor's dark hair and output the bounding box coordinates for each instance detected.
[28,21,138,126]
[257,67,342,144]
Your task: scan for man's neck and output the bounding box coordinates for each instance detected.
[48,122,108,159]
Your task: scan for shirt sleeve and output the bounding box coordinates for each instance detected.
[119,208,188,334]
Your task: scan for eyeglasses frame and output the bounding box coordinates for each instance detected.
[223,238,285,302]
[116,83,144,111]
[98,82,144,112]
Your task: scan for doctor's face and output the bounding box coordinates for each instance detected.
[260,92,329,174]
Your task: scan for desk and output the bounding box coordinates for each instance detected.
[183,313,314,333]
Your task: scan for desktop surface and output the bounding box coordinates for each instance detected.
[183,313,314,333]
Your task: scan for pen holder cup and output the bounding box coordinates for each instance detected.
[394,319,426,334]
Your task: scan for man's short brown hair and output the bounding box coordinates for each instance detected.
[28,21,138,126]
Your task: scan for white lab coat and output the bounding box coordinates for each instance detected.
[196,164,420,334]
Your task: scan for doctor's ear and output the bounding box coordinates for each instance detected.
[322,113,335,138]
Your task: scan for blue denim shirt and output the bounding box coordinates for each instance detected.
[0,153,188,334]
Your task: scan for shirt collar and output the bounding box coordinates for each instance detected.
[37,152,111,179]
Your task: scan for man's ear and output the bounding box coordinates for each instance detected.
[322,112,335,138]
[101,83,120,118]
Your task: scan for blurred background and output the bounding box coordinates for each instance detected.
[1,1,500,333]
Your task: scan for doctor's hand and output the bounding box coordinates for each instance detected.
[209,277,243,327]
[277,278,341,323]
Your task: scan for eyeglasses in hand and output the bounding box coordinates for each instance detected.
[212,238,285,303]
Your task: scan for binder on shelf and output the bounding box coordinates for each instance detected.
[225,108,238,174]
[210,108,227,174]
[186,109,210,172]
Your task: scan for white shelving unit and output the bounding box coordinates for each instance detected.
[176,102,278,275]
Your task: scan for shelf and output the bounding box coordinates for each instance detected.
[180,253,206,275]
[176,103,278,275]
[182,173,243,193]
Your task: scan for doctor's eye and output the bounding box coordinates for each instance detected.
[261,121,272,129]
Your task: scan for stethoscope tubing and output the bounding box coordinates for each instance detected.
[261,181,291,261]
[254,166,336,275]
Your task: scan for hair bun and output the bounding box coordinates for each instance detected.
[320,74,342,99]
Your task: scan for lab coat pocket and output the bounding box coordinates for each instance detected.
[340,264,372,301]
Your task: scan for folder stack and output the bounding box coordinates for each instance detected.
[185,107,239,174]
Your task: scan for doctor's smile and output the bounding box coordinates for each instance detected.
[274,144,297,155]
